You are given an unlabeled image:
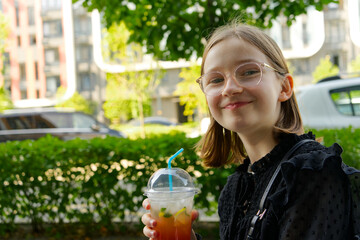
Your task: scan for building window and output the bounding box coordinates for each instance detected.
[45,48,60,65]
[78,73,92,91]
[35,62,39,80]
[4,78,11,91]
[327,21,344,43]
[19,63,26,82]
[21,90,27,99]
[17,36,21,47]
[43,20,62,38]
[302,22,309,46]
[74,16,92,36]
[332,55,339,67]
[15,4,20,27]
[76,45,92,62]
[3,52,10,65]
[28,6,35,25]
[41,0,62,11]
[46,75,60,96]
[291,59,310,75]
[30,35,36,45]
[281,23,291,49]
[2,52,10,76]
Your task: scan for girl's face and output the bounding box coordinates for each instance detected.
[203,37,287,136]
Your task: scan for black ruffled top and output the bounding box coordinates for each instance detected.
[218,132,353,240]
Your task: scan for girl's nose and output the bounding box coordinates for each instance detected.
[221,76,244,96]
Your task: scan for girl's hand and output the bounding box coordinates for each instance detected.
[141,198,199,240]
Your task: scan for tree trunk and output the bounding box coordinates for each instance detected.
[136,74,146,139]
[138,96,145,139]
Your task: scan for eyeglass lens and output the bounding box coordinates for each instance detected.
[201,62,263,96]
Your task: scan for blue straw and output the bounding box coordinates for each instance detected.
[168,148,184,191]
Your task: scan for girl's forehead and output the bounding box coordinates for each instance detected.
[203,37,267,72]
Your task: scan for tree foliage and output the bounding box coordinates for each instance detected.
[0,86,13,112]
[75,0,337,60]
[103,69,161,139]
[101,21,131,63]
[349,55,360,73]
[55,86,95,115]
[312,55,339,83]
[174,64,207,121]
[0,13,9,76]
[0,13,9,55]
[101,22,163,138]
[103,70,155,122]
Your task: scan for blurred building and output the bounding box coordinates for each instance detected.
[0,0,106,118]
[268,0,360,85]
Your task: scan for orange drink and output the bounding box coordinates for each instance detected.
[152,206,192,240]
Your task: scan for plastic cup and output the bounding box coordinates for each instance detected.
[144,168,199,240]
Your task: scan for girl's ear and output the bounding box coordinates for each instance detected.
[278,74,294,102]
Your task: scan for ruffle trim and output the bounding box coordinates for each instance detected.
[268,142,344,213]
[236,132,316,174]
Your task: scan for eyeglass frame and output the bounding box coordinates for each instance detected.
[196,61,286,96]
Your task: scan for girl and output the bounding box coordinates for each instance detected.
[142,22,353,240]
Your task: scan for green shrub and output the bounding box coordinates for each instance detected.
[0,127,358,236]
[0,132,234,235]
[310,127,360,169]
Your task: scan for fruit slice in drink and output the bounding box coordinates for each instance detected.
[154,207,192,240]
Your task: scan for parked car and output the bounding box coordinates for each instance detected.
[0,108,126,142]
[296,76,360,129]
[128,116,178,126]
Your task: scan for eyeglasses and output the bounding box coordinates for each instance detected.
[196,62,285,96]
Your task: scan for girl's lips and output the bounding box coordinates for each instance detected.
[223,101,250,110]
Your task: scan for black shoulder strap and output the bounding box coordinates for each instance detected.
[246,139,314,239]
[258,139,314,211]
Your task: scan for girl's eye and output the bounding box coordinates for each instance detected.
[243,69,260,76]
[209,77,224,84]
[235,65,261,80]
[237,67,261,77]
[204,73,224,85]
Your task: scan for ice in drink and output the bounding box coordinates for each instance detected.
[150,194,193,240]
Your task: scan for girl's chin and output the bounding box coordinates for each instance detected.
[220,121,250,133]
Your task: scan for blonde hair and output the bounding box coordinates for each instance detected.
[196,23,304,168]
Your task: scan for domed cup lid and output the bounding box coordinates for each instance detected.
[144,168,199,198]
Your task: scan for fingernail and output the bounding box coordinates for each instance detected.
[151,230,158,238]
[150,219,157,227]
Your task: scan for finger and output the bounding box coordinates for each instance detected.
[143,198,151,210]
[191,209,199,222]
[143,226,158,239]
[141,213,157,227]
[191,229,197,240]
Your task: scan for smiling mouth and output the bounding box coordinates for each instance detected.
[224,101,250,110]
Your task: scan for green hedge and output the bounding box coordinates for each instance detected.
[310,127,360,169]
[0,128,359,236]
[0,131,233,236]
